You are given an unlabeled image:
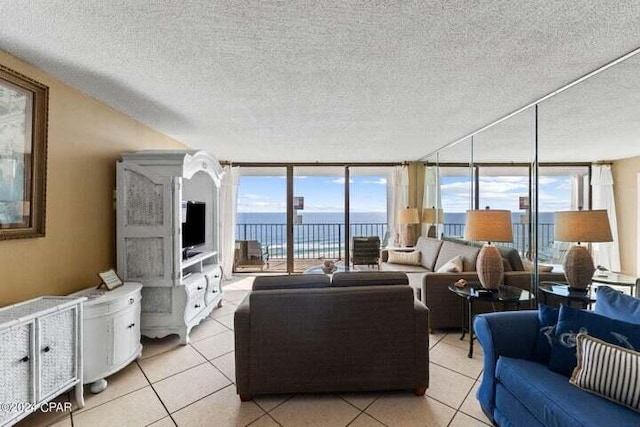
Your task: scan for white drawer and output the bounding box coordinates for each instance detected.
[204,266,223,305]
[184,293,206,321]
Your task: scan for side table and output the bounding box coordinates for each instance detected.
[70,283,143,393]
[448,283,533,358]
[539,282,596,309]
[591,272,639,297]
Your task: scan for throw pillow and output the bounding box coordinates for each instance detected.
[548,304,640,377]
[570,333,640,413]
[436,256,463,273]
[532,304,559,364]
[595,286,640,325]
[387,250,421,266]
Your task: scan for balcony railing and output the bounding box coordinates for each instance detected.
[236,222,555,261]
[236,223,388,260]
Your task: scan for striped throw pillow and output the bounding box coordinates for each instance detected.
[570,333,640,413]
[387,250,421,266]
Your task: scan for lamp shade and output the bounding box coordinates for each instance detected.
[464,209,513,243]
[398,208,420,224]
[422,208,444,224]
[554,210,613,242]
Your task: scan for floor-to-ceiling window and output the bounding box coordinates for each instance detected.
[234,164,391,273]
[235,167,287,272]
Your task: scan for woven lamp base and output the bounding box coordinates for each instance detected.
[476,244,504,289]
[563,245,595,290]
[402,225,415,247]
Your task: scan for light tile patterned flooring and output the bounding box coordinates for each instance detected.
[17,276,491,427]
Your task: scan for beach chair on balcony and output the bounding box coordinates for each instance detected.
[351,236,381,269]
[234,240,269,271]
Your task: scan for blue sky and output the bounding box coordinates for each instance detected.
[238,173,576,214]
[441,175,574,212]
[237,175,387,213]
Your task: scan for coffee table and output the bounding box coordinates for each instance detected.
[448,283,533,358]
[303,265,358,275]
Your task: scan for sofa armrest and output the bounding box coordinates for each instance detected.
[421,272,480,330]
[414,300,429,389]
[234,294,251,396]
[473,311,539,420]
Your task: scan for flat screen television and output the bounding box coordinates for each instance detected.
[182,201,206,253]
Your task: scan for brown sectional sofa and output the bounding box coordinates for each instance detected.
[234,272,429,401]
[381,237,566,329]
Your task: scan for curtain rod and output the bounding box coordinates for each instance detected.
[418,45,640,161]
[219,161,407,167]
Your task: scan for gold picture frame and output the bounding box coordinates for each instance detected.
[0,64,48,239]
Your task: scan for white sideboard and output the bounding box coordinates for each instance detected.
[0,297,85,426]
[116,150,224,344]
[70,283,143,393]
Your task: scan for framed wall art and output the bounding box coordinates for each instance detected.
[0,64,48,240]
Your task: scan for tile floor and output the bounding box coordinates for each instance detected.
[17,276,491,427]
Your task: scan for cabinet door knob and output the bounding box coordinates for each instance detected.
[128,323,136,328]
[129,298,135,304]
[214,275,219,278]
[20,356,30,363]
[43,346,51,353]
[194,304,201,308]
[197,286,204,290]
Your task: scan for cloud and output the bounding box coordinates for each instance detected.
[240,193,268,200]
[330,177,354,184]
[361,178,387,185]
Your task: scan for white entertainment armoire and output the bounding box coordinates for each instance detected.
[116,150,224,344]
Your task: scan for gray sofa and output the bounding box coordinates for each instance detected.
[234,272,429,401]
[381,237,565,329]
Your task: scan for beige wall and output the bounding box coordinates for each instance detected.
[0,50,187,306]
[613,155,640,276]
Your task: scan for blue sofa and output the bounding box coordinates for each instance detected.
[474,309,640,426]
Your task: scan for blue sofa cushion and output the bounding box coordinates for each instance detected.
[549,305,640,376]
[595,286,640,325]
[496,357,640,426]
[495,383,545,427]
[532,304,559,364]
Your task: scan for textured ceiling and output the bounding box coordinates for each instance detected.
[434,54,640,163]
[1,1,640,162]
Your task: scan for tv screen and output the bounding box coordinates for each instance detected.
[182,201,206,249]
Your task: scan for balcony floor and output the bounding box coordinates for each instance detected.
[234,258,380,274]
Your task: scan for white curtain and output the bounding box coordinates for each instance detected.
[219,166,240,279]
[387,165,409,246]
[423,165,442,236]
[591,164,621,271]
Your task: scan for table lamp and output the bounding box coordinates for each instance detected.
[465,209,513,289]
[422,207,444,238]
[398,207,420,247]
[554,209,612,289]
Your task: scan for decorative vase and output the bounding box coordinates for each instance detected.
[563,245,595,289]
[322,260,336,274]
[476,244,504,289]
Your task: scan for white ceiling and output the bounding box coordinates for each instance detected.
[1,1,640,163]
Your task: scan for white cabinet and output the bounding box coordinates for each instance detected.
[116,151,224,344]
[0,297,84,426]
[70,283,143,393]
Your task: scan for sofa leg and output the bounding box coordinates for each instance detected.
[239,394,252,402]
[414,386,427,396]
